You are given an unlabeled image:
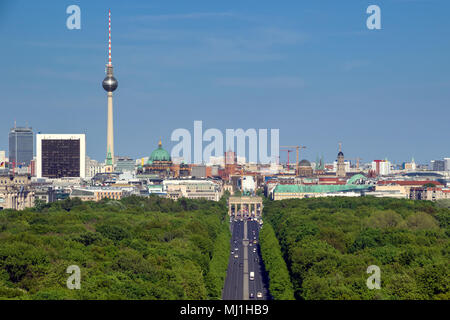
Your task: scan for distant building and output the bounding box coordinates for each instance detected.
[0,174,34,210]
[191,165,207,178]
[430,160,445,171]
[403,158,417,171]
[148,184,164,195]
[70,186,133,201]
[372,160,391,176]
[376,180,446,200]
[36,134,86,179]
[140,139,190,178]
[333,160,351,173]
[9,125,33,166]
[272,183,372,200]
[115,156,135,173]
[34,186,56,203]
[409,187,450,201]
[86,156,104,178]
[445,158,450,171]
[336,143,346,178]
[298,160,313,177]
[163,180,222,201]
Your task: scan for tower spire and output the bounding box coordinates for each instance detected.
[108,9,112,66]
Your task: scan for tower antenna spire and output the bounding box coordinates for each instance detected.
[108,9,112,66]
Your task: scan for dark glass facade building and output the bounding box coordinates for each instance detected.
[9,127,33,166]
[41,139,80,178]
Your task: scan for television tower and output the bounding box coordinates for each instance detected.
[102,10,118,170]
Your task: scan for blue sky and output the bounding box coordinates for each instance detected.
[1,0,449,165]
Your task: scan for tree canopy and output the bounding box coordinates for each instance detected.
[0,195,230,300]
[263,197,450,300]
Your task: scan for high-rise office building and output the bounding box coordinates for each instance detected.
[36,134,86,179]
[9,125,33,166]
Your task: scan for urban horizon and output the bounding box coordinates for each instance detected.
[2,121,447,167]
[1,1,449,164]
[0,1,449,308]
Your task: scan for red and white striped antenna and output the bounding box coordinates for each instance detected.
[108,9,112,66]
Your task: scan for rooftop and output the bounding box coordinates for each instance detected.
[274,184,372,194]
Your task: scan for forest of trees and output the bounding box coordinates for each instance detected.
[259,223,295,300]
[263,197,449,300]
[0,195,230,300]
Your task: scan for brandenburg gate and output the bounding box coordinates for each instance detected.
[228,196,263,218]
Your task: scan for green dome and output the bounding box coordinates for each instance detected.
[149,139,171,162]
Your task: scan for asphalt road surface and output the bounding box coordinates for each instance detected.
[222,218,270,300]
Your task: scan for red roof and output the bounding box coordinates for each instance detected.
[377,180,442,186]
[319,177,340,181]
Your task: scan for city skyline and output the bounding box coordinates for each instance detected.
[1,0,449,164]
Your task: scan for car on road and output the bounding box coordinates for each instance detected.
[250,293,254,299]
[253,248,256,253]
[231,251,234,254]
[234,254,238,259]
[257,292,263,298]
[234,248,238,251]
[250,272,255,280]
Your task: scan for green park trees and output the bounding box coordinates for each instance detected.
[0,196,230,300]
[263,197,449,300]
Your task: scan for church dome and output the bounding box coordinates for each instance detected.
[149,139,171,162]
[299,159,311,167]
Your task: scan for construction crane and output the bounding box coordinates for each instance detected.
[281,145,306,176]
[280,148,294,172]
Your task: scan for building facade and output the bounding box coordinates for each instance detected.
[163,180,222,201]
[9,126,33,166]
[430,160,445,171]
[36,134,86,179]
[336,144,346,178]
[115,156,135,173]
[70,187,132,201]
[0,174,34,210]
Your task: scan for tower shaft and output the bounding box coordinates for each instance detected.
[107,91,114,165]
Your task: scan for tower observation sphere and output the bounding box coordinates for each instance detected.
[102,66,118,92]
